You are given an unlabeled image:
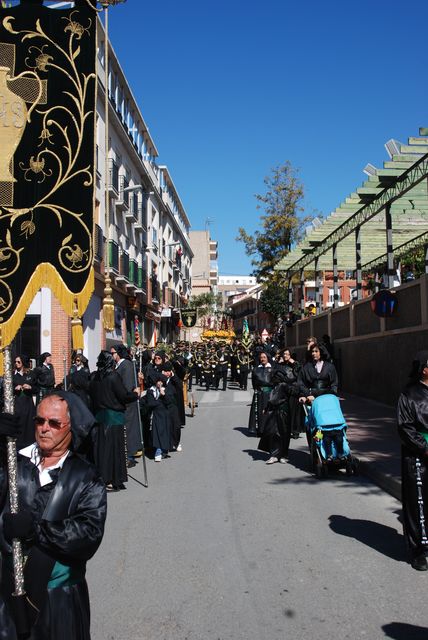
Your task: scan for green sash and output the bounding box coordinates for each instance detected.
[95,408,124,426]
[48,561,85,589]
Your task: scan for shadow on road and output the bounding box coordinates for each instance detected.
[286,449,310,473]
[242,448,267,461]
[382,622,428,639]
[328,515,406,562]
[233,426,257,438]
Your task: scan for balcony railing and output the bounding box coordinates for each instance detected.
[120,251,130,281]
[109,240,119,272]
[94,224,104,262]
[129,260,139,286]
[138,268,147,291]
[108,159,119,194]
[151,276,160,304]
[116,175,129,211]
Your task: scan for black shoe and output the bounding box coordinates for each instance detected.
[411,555,428,571]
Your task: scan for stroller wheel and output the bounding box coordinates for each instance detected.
[352,459,359,476]
[346,460,353,476]
[315,461,323,479]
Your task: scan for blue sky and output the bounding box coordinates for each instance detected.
[107,0,428,275]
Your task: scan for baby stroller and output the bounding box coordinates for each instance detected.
[304,394,358,478]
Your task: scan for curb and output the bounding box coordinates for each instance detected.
[358,459,401,501]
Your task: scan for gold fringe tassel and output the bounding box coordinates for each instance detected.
[102,276,115,331]
[0,263,94,350]
[71,298,84,350]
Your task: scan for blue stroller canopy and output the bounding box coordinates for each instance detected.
[309,394,347,430]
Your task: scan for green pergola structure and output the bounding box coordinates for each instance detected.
[275,130,428,316]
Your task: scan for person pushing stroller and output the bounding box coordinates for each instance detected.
[298,343,342,459]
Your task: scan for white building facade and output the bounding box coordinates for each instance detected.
[15,10,193,374]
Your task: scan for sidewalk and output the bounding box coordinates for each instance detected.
[340,393,401,500]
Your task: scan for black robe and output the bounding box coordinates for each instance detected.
[115,359,141,456]
[146,388,172,452]
[275,362,304,435]
[164,381,181,449]
[13,370,36,449]
[34,365,55,403]
[257,383,289,455]
[298,360,338,398]
[170,374,185,426]
[0,449,106,640]
[66,367,91,408]
[248,365,275,436]
[397,381,428,559]
[89,371,137,487]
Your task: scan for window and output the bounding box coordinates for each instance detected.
[328,288,342,303]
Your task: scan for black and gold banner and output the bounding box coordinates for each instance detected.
[0,1,96,349]
[181,309,197,328]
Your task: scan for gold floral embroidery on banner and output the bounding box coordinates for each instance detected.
[0,10,95,319]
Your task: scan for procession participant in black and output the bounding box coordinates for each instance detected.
[397,351,428,570]
[35,352,55,404]
[215,343,229,391]
[146,372,171,462]
[257,377,289,464]
[194,347,204,386]
[237,345,252,391]
[202,350,215,391]
[89,351,138,491]
[13,354,36,449]
[298,343,339,458]
[111,344,141,464]
[161,363,182,452]
[0,392,107,640]
[276,348,304,439]
[248,351,275,436]
[169,352,187,426]
[229,338,239,383]
[66,354,91,408]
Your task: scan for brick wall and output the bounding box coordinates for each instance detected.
[51,294,72,385]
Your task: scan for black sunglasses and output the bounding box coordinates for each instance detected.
[34,416,68,429]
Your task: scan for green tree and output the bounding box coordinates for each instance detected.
[259,282,289,318]
[188,291,222,318]
[236,161,309,282]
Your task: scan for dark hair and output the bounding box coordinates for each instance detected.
[96,350,115,377]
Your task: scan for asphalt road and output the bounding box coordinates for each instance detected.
[88,386,428,640]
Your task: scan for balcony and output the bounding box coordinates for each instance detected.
[129,260,140,287]
[95,145,101,178]
[116,251,130,284]
[94,224,104,262]
[125,191,139,223]
[151,276,160,305]
[108,240,119,272]
[134,202,147,233]
[116,175,129,211]
[108,159,119,195]
[134,267,147,295]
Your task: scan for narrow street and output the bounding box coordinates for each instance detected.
[88,388,428,640]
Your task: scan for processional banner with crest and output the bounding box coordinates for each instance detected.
[181,309,197,328]
[0,0,96,352]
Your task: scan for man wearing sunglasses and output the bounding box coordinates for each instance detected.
[0,392,107,639]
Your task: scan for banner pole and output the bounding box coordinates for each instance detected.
[4,346,25,596]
